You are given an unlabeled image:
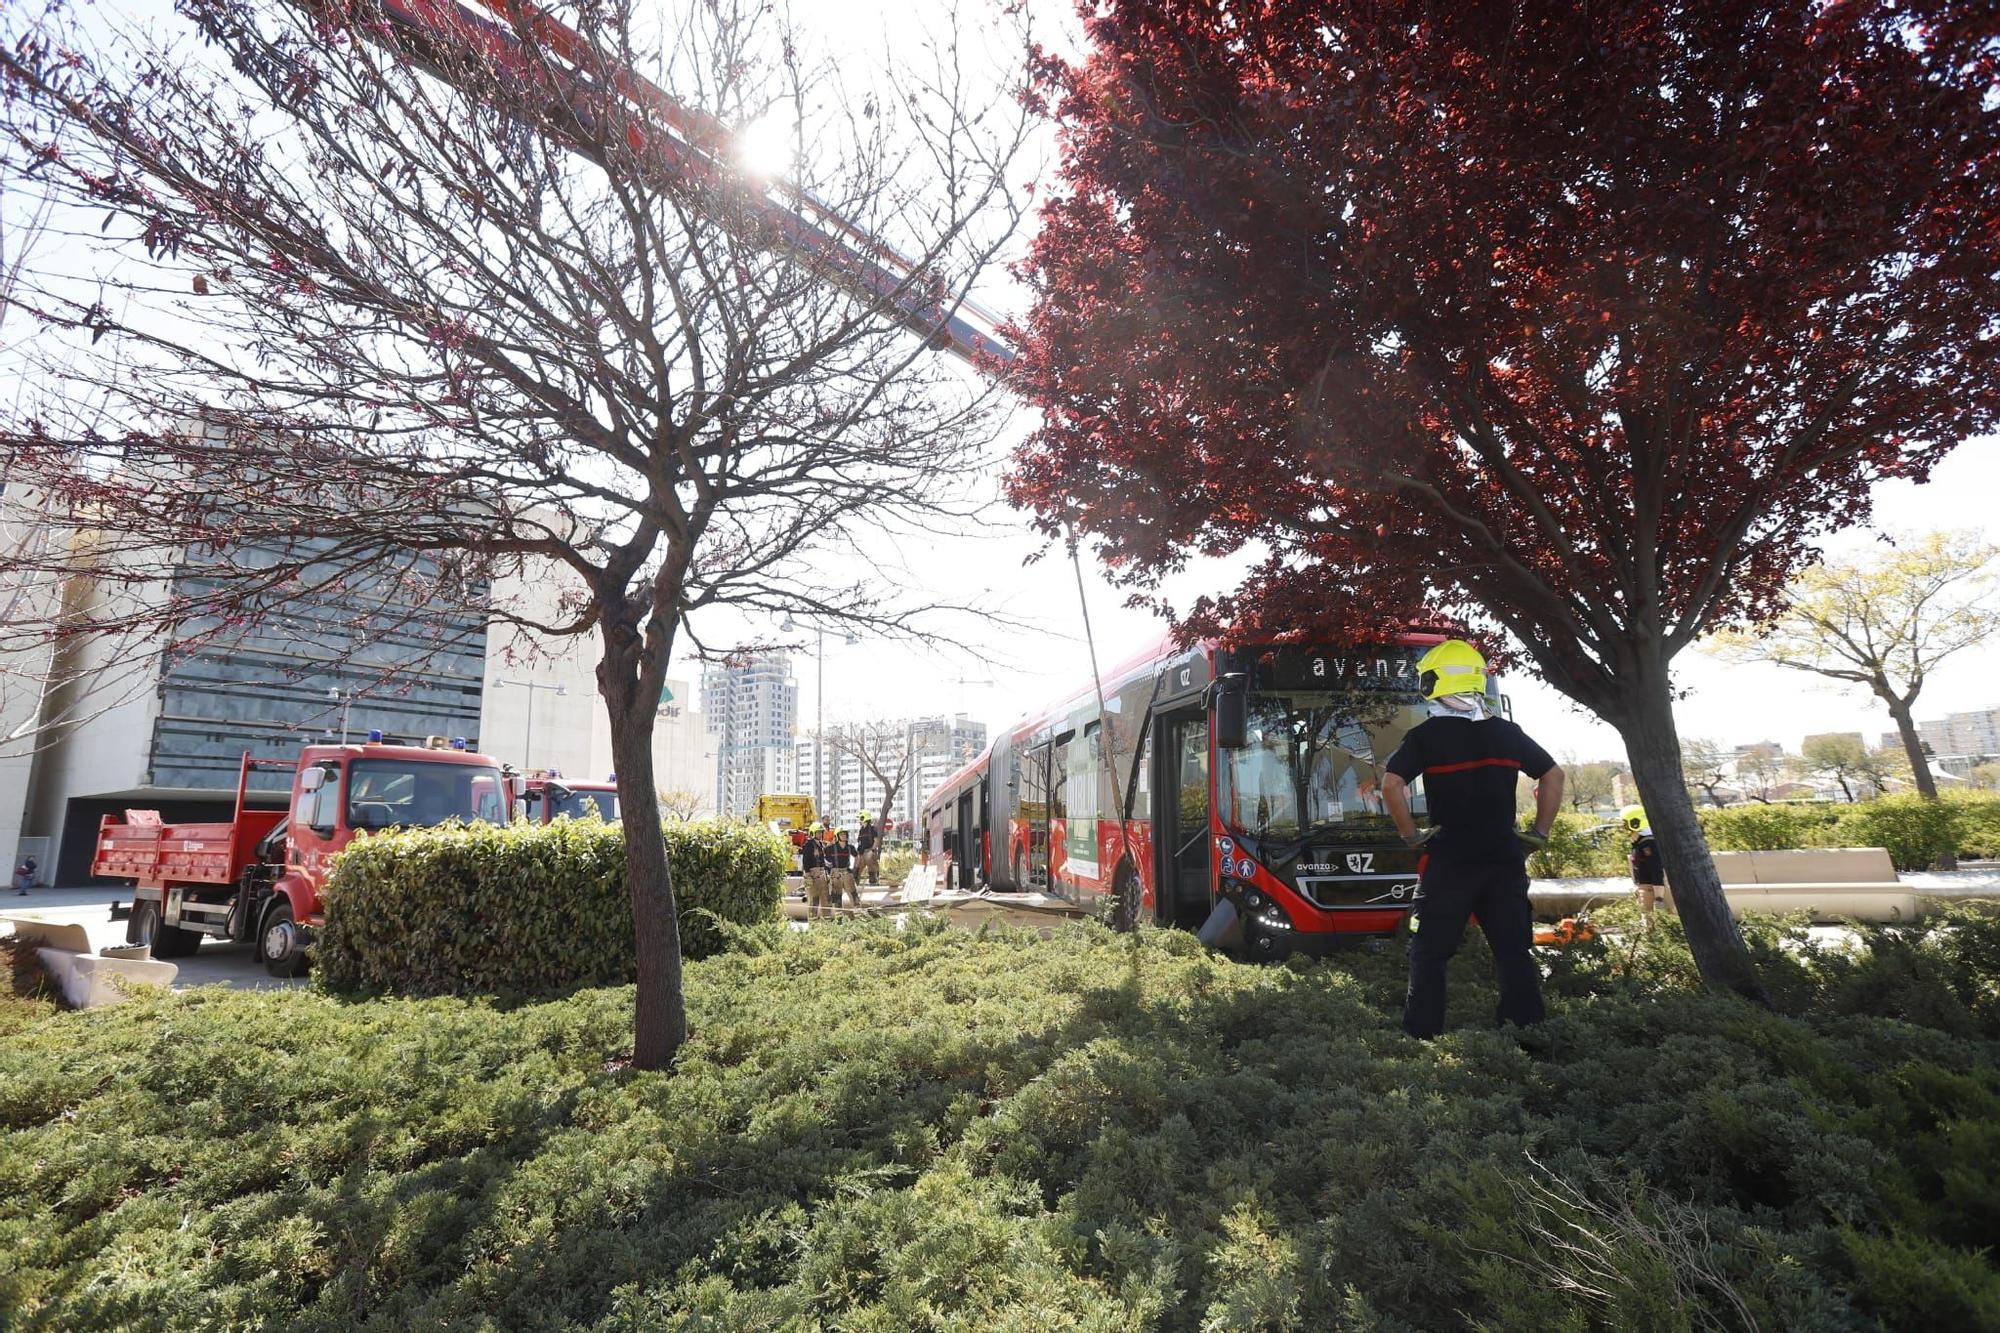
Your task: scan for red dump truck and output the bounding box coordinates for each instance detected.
[93,738,517,976]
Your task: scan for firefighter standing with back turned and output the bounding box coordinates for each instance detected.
[1381,640,1566,1039]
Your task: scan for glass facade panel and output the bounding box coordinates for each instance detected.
[150,540,488,791]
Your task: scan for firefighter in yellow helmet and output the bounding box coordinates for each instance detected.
[1622,805,1669,921]
[1381,639,1566,1039]
[801,820,832,919]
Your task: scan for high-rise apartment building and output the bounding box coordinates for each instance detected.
[1918,706,2000,761]
[704,653,798,819]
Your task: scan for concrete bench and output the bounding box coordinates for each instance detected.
[1,912,179,1008]
[1708,848,1920,922]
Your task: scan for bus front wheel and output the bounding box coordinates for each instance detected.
[1111,858,1142,933]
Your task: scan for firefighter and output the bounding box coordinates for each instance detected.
[801,821,831,919]
[855,812,882,886]
[1381,639,1565,1040]
[828,828,858,908]
[1622,805,1669,921]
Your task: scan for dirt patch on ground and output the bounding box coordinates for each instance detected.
[0,934,64,1032]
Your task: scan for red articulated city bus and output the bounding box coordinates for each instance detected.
[925,633,1501,958]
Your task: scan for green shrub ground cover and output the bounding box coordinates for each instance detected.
[315,818,789,998]
[3,908,1998,1330]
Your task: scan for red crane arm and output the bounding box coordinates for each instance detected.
[350,0,1012,369]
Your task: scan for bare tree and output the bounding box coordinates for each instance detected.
[1734,748,1794,805]
[1710,531,1999,807]
[1800,734,1869,803]
[1558,756,1618,815]
[1680,738,1733,809]
[656,788,705,823]
[825,720,916,830]
[0,0,1028,1066]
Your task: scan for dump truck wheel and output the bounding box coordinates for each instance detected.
[259,902,308,978]
[132,900,201,959]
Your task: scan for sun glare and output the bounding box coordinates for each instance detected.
[734,113,795,180]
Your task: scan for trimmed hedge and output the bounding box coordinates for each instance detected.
[1837,794,1967,871]
[1958,795,2000,860]
[1691,794,2000,868]
[315,818,788,997]
[4,910,1999,1328]
[1526,811,1628,878]
[1699,800,1844,852]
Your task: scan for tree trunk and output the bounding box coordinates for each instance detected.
[599,643,686,1070]
[1883,694,1956,869]
[1837,775,1854,803]
[1614,664,1770,1006]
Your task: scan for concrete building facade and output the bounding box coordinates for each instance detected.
[1918,705,2000,763]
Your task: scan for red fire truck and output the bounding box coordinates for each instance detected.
[93,737,517,976]
[522,773,620,823]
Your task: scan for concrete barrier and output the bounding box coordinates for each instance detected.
[1529,848,1938,924]
[2,911,178,1007]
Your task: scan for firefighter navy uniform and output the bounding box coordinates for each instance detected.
[1385,710,1556,1039]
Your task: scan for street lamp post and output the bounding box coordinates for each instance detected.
[326,686,356,745]
[781,617,857,819]
[490,677,569,769]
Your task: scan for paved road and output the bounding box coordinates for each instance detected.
[6,866,1994,995]
[2,886,306,992]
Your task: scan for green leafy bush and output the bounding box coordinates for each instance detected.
[1836,794,1966,870]
[1949,794,2000,860]
[5,911,1999,1329]
[1698,801,1842,851]
[315,818,788,998]
[1526,811,1628,878]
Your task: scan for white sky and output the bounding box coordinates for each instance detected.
[13,0,1995,767]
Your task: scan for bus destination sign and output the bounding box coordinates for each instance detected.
[1254,647,1425,693]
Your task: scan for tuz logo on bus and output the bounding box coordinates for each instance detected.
[1346,852,1374,874]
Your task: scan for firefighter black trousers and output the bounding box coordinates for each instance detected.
[1402,858,1546,1039]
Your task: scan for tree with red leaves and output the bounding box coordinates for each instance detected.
[1009,0,2000,1000]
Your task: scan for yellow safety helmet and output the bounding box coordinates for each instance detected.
[808,821,823,833]
[1415,639,1488,701]
[1620,805,1647,832]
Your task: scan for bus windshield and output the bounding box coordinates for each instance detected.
[1218,690,1431,844]
[346,759,509,830]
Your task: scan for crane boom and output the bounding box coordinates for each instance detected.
[358,0,1013,368]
